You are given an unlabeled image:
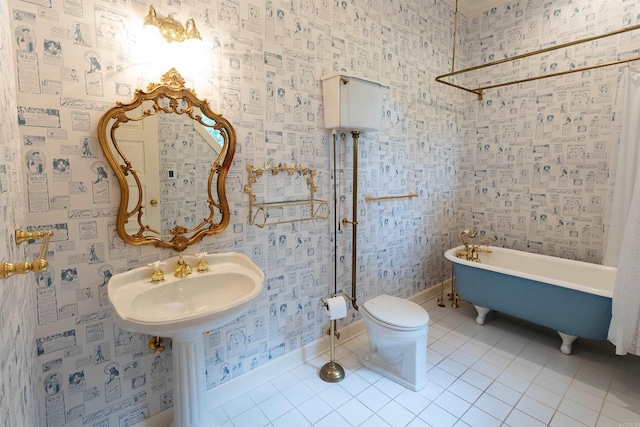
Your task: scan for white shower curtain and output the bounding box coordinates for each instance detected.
[607,66,640,356]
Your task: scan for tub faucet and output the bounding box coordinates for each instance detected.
[460,229,476,253]
[174,254,192,278]
[456,229,491,262]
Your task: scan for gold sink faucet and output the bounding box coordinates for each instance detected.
[0,229,54,279]
[195,252,209,272]
[174,254,192,277]
[148,260,166,283]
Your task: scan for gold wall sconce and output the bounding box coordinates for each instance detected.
[143,5,201,43]
[0,229,54,279]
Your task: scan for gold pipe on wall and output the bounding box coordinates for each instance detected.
[436,0,640,100]
[364,192,418,203]
[0,229,54,279]
[341,130,360,311]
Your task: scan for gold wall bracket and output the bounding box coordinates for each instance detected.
[0,229,54,279]
[364,192,418,203]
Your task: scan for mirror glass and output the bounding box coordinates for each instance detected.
[97,68,236,251]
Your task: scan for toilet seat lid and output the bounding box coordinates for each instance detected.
[363,295,429,329]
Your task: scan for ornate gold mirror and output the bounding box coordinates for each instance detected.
[97,68,236,251]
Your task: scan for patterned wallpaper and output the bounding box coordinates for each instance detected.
[4,0,637,424]
[460,0,639,263]
[0,0,37,425]
[4,0,466,425]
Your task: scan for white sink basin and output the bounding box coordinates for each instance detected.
[108,251,265,427]
[108,252,265,338]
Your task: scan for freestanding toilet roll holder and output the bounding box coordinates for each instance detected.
[319,292,355,382]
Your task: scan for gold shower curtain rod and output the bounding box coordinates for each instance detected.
[435,19,640,100]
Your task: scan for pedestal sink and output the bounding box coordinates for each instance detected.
[108,252,265,427]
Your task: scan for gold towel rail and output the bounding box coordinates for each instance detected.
[364,192,418,203]
[436,0,640,100]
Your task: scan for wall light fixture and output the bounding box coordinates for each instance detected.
[143,5,201,43]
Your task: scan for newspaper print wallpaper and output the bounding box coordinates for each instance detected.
[459,0,637,263]
[0,0,38,426]
[4,0,638,424]
[5,0,468,425]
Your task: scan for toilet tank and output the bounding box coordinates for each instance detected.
[321,74,385,132]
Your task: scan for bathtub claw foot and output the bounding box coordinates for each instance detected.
[558,332,577,355]
[474,305,490,325]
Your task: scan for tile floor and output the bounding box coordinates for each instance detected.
[212,298,640,427]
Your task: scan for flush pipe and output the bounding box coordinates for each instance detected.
[341,130,360,311]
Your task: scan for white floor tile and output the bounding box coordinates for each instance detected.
[357,384,392,412]
[211,405,229,425]
[473,393,512,421]
[496,370,530,393]
[427,366,457,389]
[377,400,416,427]
[356,367,384,384]
[515,395,555,425]
[449,348,480,368]
[280,380,315,406]
[313,410,350,427]
[565,383,605,410]
[459,369,492,391]
[470,358,504,379]
[270,371,300,392]
[258,393,293,421]
[319,382,352,409]
[460,406,501,427]
[438,357,468,377]
[339,371,371,395]
[533,372,570,395]
[434,390,472,419]
[504,408,547,427]
[419,403,459,427]
[549,411,589,427]
[374,376,408,398]
[205,300,640,427]
[395,389,431,414]
[223,394,255,419]
[247,381,279,405]
[447,378,483,403]
[418,380,445,401]
[272,408,311,427]
[336,397,373,426]
[406,417,430,427]
[485,381,522,406]
[524,382,562,409]
[600,400,640,425]
[297,396,333,424]
[360,414,392,426]
[558,397,599,426]
[231,406,270,427]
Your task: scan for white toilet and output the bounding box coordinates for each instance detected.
[358,295,429,391]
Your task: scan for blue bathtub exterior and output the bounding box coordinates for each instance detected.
[453,262,612,340]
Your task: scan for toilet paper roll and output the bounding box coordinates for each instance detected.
[326,296,347,320]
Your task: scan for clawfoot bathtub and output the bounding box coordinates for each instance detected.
[444,246,616,354]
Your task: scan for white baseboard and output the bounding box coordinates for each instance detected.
[137,284,446,426]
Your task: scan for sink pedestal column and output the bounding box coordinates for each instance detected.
[171,332,212,427]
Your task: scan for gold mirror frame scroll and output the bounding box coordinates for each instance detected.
[97,68,236,252]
